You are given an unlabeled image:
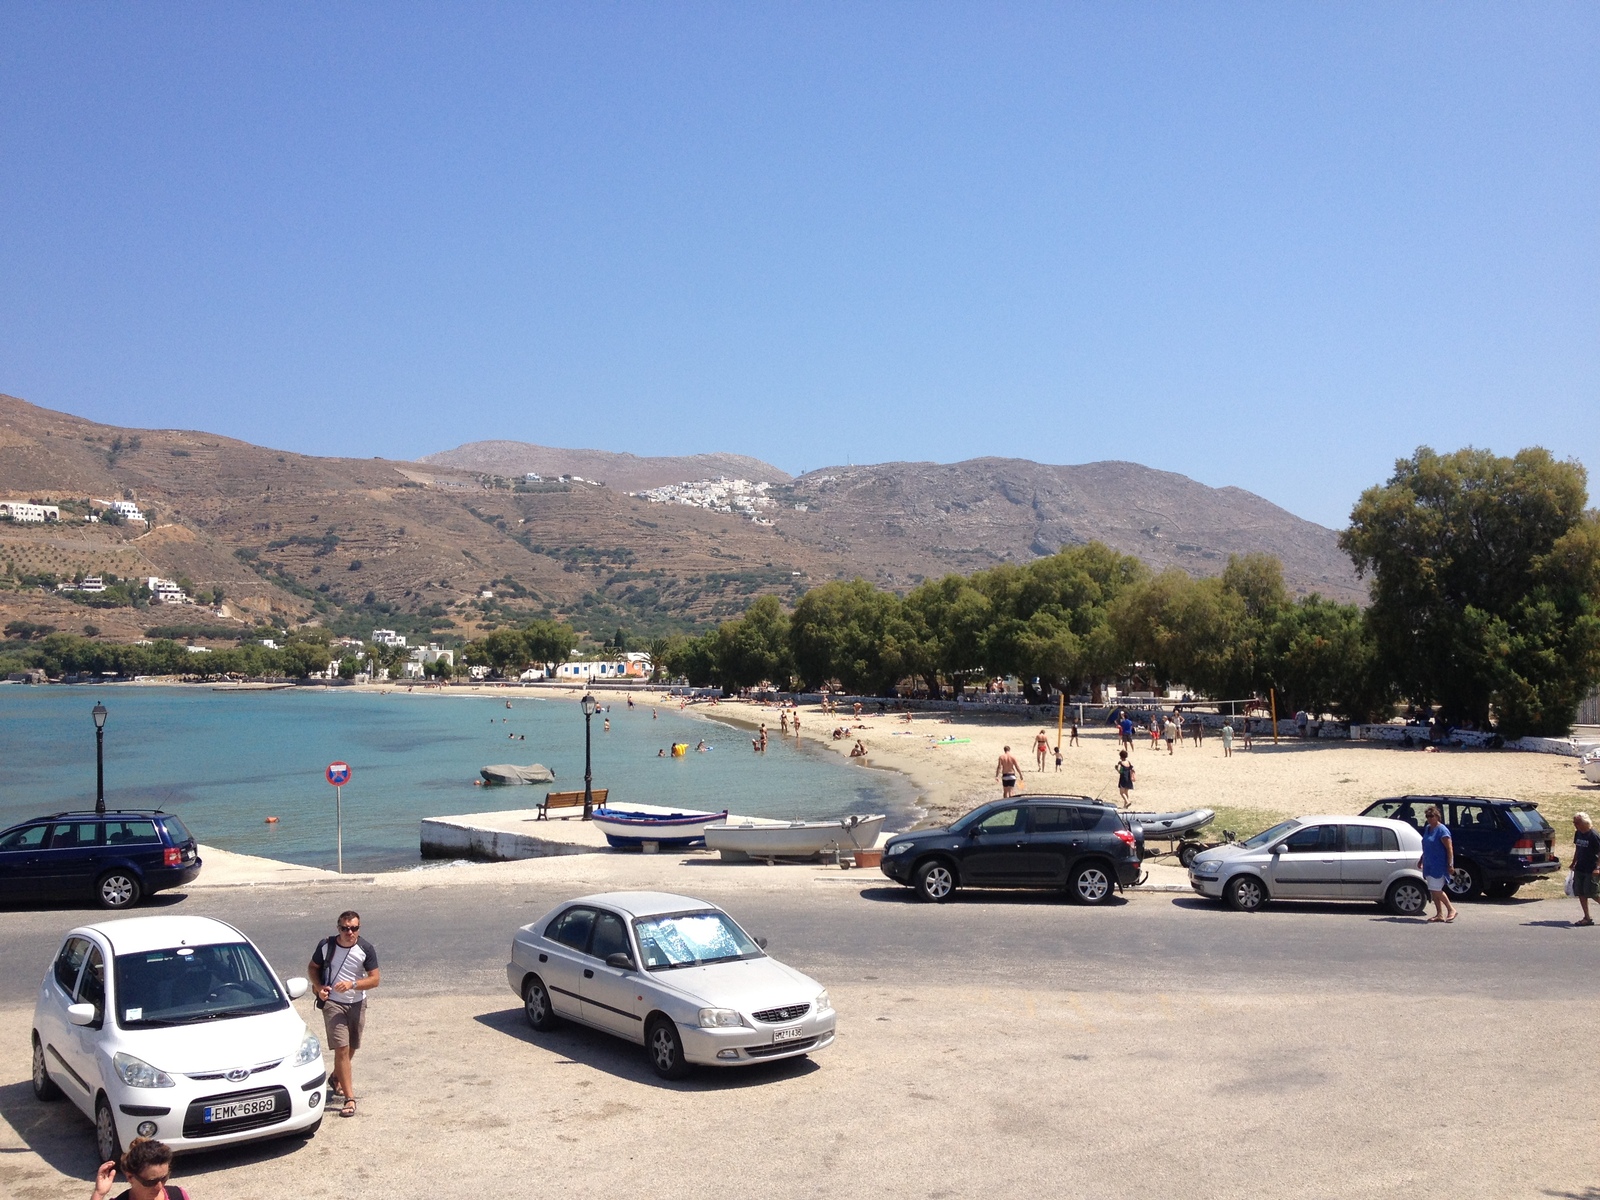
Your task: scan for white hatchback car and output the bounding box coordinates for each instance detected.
[507,891,835,1078]
[31,915,326,1162]
[1189,815,1429,915]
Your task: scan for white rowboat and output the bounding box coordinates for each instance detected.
[704,814,886,860]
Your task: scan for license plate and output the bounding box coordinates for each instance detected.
[204,1096,276,1123]
[772,1025,804,1043]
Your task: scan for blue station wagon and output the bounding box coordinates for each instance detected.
[0,810,201,908]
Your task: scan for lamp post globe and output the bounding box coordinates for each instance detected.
[580,692,598,818]
[91,703,108,815]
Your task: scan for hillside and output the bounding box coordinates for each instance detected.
[0,395,1362,649]
[422,441,791,492]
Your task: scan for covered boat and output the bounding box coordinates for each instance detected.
[704,814,886,861]
[591,807,729,849]
[480,763,556,786]
[1123,808,1216,836]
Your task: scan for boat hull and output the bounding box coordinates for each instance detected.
[1124,808,1215,837]
[704,814,886,859]
[591,809,728,849]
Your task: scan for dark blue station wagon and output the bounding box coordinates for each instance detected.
[0,810,201,908]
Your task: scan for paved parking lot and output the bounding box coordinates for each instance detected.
[2,879,1596,1199]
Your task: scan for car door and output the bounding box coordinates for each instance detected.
[1445,801,1496,874]
[1266,824,1344,898]
[1026,806,1092,884]
[539,906,597,1019]
[955,806,1030,884]
[41,821,106,891]
[0,822,52,896]
[579,910,645,1039]
[1339,824,1404,898]
[62,943,108,1097]
[39,937,94,1111]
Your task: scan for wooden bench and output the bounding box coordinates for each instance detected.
[538,789,607,820]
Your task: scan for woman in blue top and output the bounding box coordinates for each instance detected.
[1421,806,1457,923]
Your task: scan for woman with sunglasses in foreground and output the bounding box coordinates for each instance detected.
[90,1136,190,1200]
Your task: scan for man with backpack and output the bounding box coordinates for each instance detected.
[308,910,380,1118]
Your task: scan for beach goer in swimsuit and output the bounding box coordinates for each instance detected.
[995,746,1021,797]
[1069,721,1079,747]
[1053,745,1063,772]
[1116,751,1135,806]
[1034,729,1050,772]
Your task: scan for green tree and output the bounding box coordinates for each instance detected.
[522,619,577,667]
[788,579,909,694]
[712,596,793,688]
[1341,446,1600,735]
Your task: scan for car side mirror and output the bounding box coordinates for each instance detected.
[285,976,309,1000]
[1269,844,1284,855]
[755,937,769,950]
[967,825,982,838]
[67,1003,96,1026]
[605,952,634,971]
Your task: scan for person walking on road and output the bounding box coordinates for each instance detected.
[1420,807,1458,923]
[91,1136,189,1200]
[309,910,381,1117]
[1571,812,1600,926]
[1115,750,1135,807]
[995,746,1021,797]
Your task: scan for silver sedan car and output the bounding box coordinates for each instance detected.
[1189,815,1428,915]
[506,891,835,1079]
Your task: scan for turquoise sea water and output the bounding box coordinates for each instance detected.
[0,686,915,871]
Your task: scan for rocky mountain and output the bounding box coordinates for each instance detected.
[422,440,790,492]
[0,394,1361,649]
[774,458,1361,600]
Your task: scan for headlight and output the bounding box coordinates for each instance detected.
[885,842,913,856]
[698,1008,745,1028]
[293,1030,322,1067]
[815,990,831,1012]
[113,1052,174,1088]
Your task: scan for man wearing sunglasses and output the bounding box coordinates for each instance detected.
[308,910,380,1117]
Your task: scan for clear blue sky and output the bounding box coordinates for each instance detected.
[2,3,1594,527]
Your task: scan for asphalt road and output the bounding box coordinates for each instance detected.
[0,875,1581,1006]
[4,881,1597,1200]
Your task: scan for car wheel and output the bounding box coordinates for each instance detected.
[1224,874,1267,912]
[1445,861,1481,901]
[523,976,558,1032]
[31,1034,61,1101]
[1486,881,1519,900]
[915,860,956,903]
[95,1095,122,1165]
[1386,878,1429,916]
[96,870,142,910]
[1177,842,1202,868]
[1069,861,1114,905]
[646,1016,691,1081]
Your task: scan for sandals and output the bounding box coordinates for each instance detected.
[1576,918,1594,927]
[340,1098,357,1118]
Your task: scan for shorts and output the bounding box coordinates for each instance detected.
[1576,872,1600,899]
[323,1001,367,1050]
[1001,775,1017,788]
[1424,875,1447,892]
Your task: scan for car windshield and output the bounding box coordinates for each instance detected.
[633,911,762,971]
[1238,819,1302,850]
[114,942,286,1028]
[1506,806,1552,834]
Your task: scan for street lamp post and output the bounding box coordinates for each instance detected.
[91,703,108,815]
[580,692,598,819]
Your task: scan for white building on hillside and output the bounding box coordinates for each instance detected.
[1,502,60,523]
[404,644,454,678]
[146,577,190,604]
[372,629,408,648]
[111,501,146,522]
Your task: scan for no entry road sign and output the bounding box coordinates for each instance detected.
[326,762,352,786]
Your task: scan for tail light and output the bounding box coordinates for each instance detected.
[163,847,182,867]
[1511,838,1533,860]
[1114,830,1137,853]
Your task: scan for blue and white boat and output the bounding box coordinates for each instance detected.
[591,806,729,849]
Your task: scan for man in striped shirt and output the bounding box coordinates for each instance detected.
[308,910,380,1117]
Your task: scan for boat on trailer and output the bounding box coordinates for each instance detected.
[704,814,886,861]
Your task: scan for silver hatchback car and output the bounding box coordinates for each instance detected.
[1189,815,1428,915]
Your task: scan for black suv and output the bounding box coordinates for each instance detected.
[0,809,201,908]
[880,796,1143,904]
[1359,795,1560,899]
